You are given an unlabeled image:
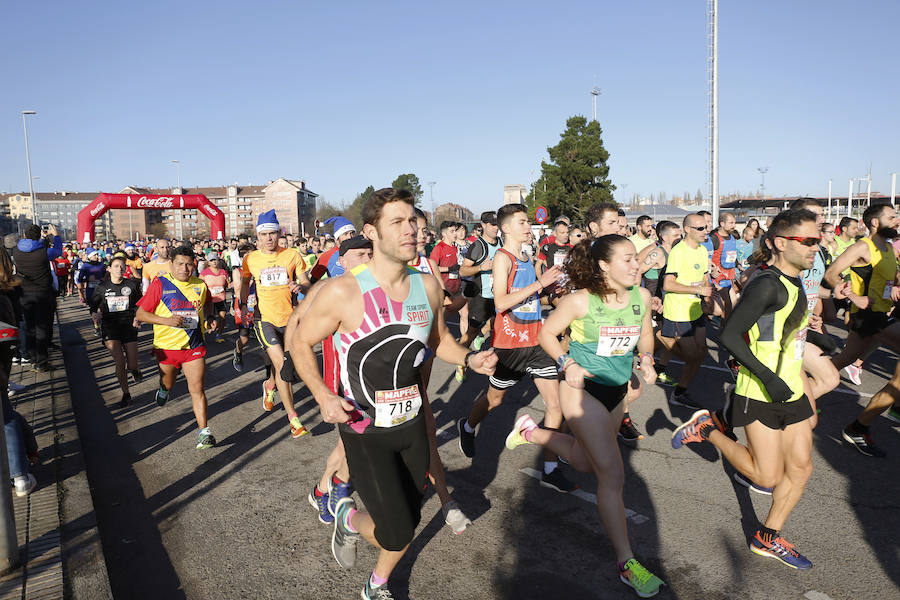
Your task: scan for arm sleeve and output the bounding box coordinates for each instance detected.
[136,277,162,313]
[719,274,786,386]
[466,240,486,265]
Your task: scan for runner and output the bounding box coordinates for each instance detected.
[241,210,311,438]
[505,234,665,598]
[824,203,900,456]
[457,203,577,492]
[200,257,229,343]
[77,248,108,337]
[709,211,739,319]
[135,245,218,450]
[308,216,357,282]
[290,188,497,599]
[585,203,621,239]
[628,215,655,254]
[671,208,819,570]
[231,243,261,372]
[124,244,144,281]
[536,217,572,306]
[90,253,142,407]
[430,221,467,317]
[142,238,173,293]
[656,213,710,410]
[456,211,502,381]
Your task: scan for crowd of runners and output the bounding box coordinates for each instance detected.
[34,191,900,598]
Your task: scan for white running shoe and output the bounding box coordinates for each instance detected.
[14,474,37,498]
[844,364,862,386]
[442,500,471,534]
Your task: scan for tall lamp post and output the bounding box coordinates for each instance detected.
[21,111,37,223]
[171,160,181,190]
[426,181,436,226]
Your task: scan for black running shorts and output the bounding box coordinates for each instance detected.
[254,321,286,349]
[848,309,892,338]
[660,315,707,338]
[339,416,430,551]
[583,379,628,413]
[213,300,227,314]
[467,296,495,330]
[489,346,558,390]
[102,321,138,344]
[728,395,814,431]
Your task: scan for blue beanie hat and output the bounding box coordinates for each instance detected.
[257,209,280,232]
[324,216,355,239]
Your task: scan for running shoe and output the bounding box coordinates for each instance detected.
[843,364,862,386]
[361,578,394,600]
[442,500,472,534]
[618,416,644,443]
[32,362,50,373]
[656,372,677,385]
[841,425,886,457]
[749,531,812,570]
[290,416,309,438]
[13,474,37,498]
[19,356,30,365]
[232,349,244,372]
[327,477,354,517]
[262,382,276,411]
[155,388,169,407]
[119,392,131,409]
[471,334,486,352]
[540,467,578,493]
[331,497,360,569]
[884,406,900,424]
[671,410,714,449]
[308,486,334,524]
[733,472,774,495]
[505,413,537,450]
[130,369,143,384]
[196,429,216,450]
[668,389,703,410]
[619,558,665,598]
[457,418,476,458]
[454,364,466,383]
[8,381,25,392]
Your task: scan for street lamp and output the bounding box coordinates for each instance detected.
[171,160,181,190]
[22,110,37,223]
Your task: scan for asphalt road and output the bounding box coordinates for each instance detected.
[59,297,899,600]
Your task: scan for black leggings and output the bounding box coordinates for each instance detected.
[339,416,430,551]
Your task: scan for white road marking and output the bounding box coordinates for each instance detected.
[804,591,834,600]
[518,468,649,524]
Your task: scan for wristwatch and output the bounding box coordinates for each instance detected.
[556,353,571,372]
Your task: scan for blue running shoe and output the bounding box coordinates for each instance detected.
[362,577,395,599]
[670,410,712,449]
[733,472,774,495]
[308,486,333,524]
[749,531,812,570]
[332,497,359,569]
[327,477,354,517]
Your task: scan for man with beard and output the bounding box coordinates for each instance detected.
[824,203,900,456]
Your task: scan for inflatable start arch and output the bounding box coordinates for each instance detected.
[77,193,226,243]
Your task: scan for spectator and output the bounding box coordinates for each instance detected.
[14,224,62,372]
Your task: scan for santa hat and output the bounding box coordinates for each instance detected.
[325,216,356,239]
[256,210,280,232]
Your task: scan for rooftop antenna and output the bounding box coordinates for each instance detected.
[590,86,601,122]
[757,166,769,198]
[426,181,437,226]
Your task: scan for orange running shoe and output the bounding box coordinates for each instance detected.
[262,382,276,412]
[290,416,309,438]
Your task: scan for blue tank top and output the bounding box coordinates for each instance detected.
[492,249,542,349]
[801,246,827,312]
[338,264,433,432]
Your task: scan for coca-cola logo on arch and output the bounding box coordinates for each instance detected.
[136,196,175,209]
[89,202,106,217]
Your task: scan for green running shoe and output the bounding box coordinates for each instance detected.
[196,428,216,450]
[454,364,466,383]
[619,558,664,598]
[505,414,537,450]
[656,372,677,385]
[470,335,486,351]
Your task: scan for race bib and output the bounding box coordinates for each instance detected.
[794,327,807,361]
[210,285,225,296]
[513,290,538,313]
[259,266,289,287]
[807,296,818,312]
[172,310,199,329]
[106,296,129,312]
[448,271,459,280]
[553,251,567,267]
[595,325,641,357]
[725,250,737,263]
[373,384,422,428]
[247,294,257,309]
[883,282,894,300]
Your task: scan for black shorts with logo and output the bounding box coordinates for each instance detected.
[467,296,495,330]
[583,379,628,413]
[728,394,814,431]
[489,346,558,390]
[102,320,138,344]
[255,321,286,349]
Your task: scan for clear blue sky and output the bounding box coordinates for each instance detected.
[3,0,898,215]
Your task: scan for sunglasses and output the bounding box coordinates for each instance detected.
[687,225,707,231]
[573,233,584,238]
[778,236,821,247]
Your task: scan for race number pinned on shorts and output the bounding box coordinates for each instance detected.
[106,296,129,312]
[172,310,199,329]
[373,384,422,427]
[794,327,807,361]
[259,266,289,287]
[596,325,641,357]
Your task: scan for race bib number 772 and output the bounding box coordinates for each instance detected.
[595,325,641,357]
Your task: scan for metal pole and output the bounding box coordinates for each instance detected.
[0,413,19,574]
[827,179,832,220]
[848,179,853,217]
[22,111,36,224]
[710,0,719,225]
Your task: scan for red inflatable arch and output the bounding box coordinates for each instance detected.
[77,193,226,243]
